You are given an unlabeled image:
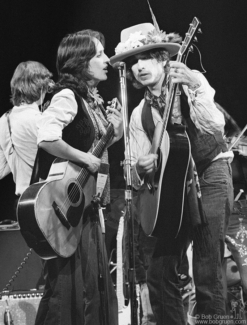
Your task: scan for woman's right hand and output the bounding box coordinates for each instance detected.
[86,153,101,173]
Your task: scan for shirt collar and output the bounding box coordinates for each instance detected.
[14,102,40,111]
[144,76,168,117]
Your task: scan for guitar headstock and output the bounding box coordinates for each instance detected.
[179,17,201,58]
[108,97,122,113]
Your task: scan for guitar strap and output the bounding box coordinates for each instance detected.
[141,100,155,143]
[96,162,109,198]
[29,148,40,185]
[95,162,109,234]
[141,97,185,143]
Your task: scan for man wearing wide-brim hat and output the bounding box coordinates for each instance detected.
[110,21,233,324]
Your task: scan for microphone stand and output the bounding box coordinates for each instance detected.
[117,62,138,325]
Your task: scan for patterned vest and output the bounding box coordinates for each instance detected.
[180,94,228,175]
[141,92,228,176]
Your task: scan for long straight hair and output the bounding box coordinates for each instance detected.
[54,29,105,98]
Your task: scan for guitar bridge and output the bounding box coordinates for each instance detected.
[52,201,71,230]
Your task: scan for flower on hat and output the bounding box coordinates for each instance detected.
[147,29,182,44]
[115,31,147,54]
[115,28,181,55]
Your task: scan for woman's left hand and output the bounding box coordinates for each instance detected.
[106,99,123,142]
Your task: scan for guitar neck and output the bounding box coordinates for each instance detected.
[92,123,115,158]
[165,52,182,122]
[158,17,200,149]
[76,123,114,187]
[158,53,182,148]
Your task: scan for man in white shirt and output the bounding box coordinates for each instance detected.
[0,61,53,195]
[110,22,233,324]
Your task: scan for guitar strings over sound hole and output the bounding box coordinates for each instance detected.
[68,182,81,204]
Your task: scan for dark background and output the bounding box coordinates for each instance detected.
[0,0,246,220]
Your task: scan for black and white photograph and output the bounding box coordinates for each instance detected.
[0,1,247,324]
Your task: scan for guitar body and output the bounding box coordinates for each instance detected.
[138,17,203,240]
[139,126,191,238]
[138,17,200,238]
[17,158,96,259]
[17,102,119,259]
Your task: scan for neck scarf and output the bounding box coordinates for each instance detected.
[144,76,168,118]
[87,88,104,108]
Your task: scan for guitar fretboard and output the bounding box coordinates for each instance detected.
[76,123,115,188]
[158,17,200,150]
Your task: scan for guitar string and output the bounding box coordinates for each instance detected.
[59,101,118,211]
[58,101,103,211]
[59,126,114,213]
[61,113,104,210]
[60,148,101,211]
[157,23,198,149]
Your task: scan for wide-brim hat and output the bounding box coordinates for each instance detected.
[110,23,181,66]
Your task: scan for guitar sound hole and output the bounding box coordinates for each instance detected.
[68,183,81,204]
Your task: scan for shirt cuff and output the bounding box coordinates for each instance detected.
[37,125,62,145]
[131,164,144,189]
[187,83,203,101]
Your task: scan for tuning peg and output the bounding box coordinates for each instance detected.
[197,28,202,34]
[193,36,198,42]
[189,45,194,53]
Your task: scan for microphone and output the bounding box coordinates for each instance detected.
[110,61,125,69]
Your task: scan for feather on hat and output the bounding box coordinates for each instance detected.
[110,1,182,65]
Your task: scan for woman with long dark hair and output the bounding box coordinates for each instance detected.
[35,29,122,325]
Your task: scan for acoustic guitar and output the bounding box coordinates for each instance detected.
[139,17,201,238]
[17,99,119,259]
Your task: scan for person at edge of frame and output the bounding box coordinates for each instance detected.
[34,29,123,325]
[224,119,247,311]
[0,61,53,197]
[110,19,233,325]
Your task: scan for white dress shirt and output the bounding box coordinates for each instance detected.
[0,103,41,195]
[37,89,77,144]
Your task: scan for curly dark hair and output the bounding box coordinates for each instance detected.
[125,49,170,89]
[54,29,105,98]
[10,61,53,106]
